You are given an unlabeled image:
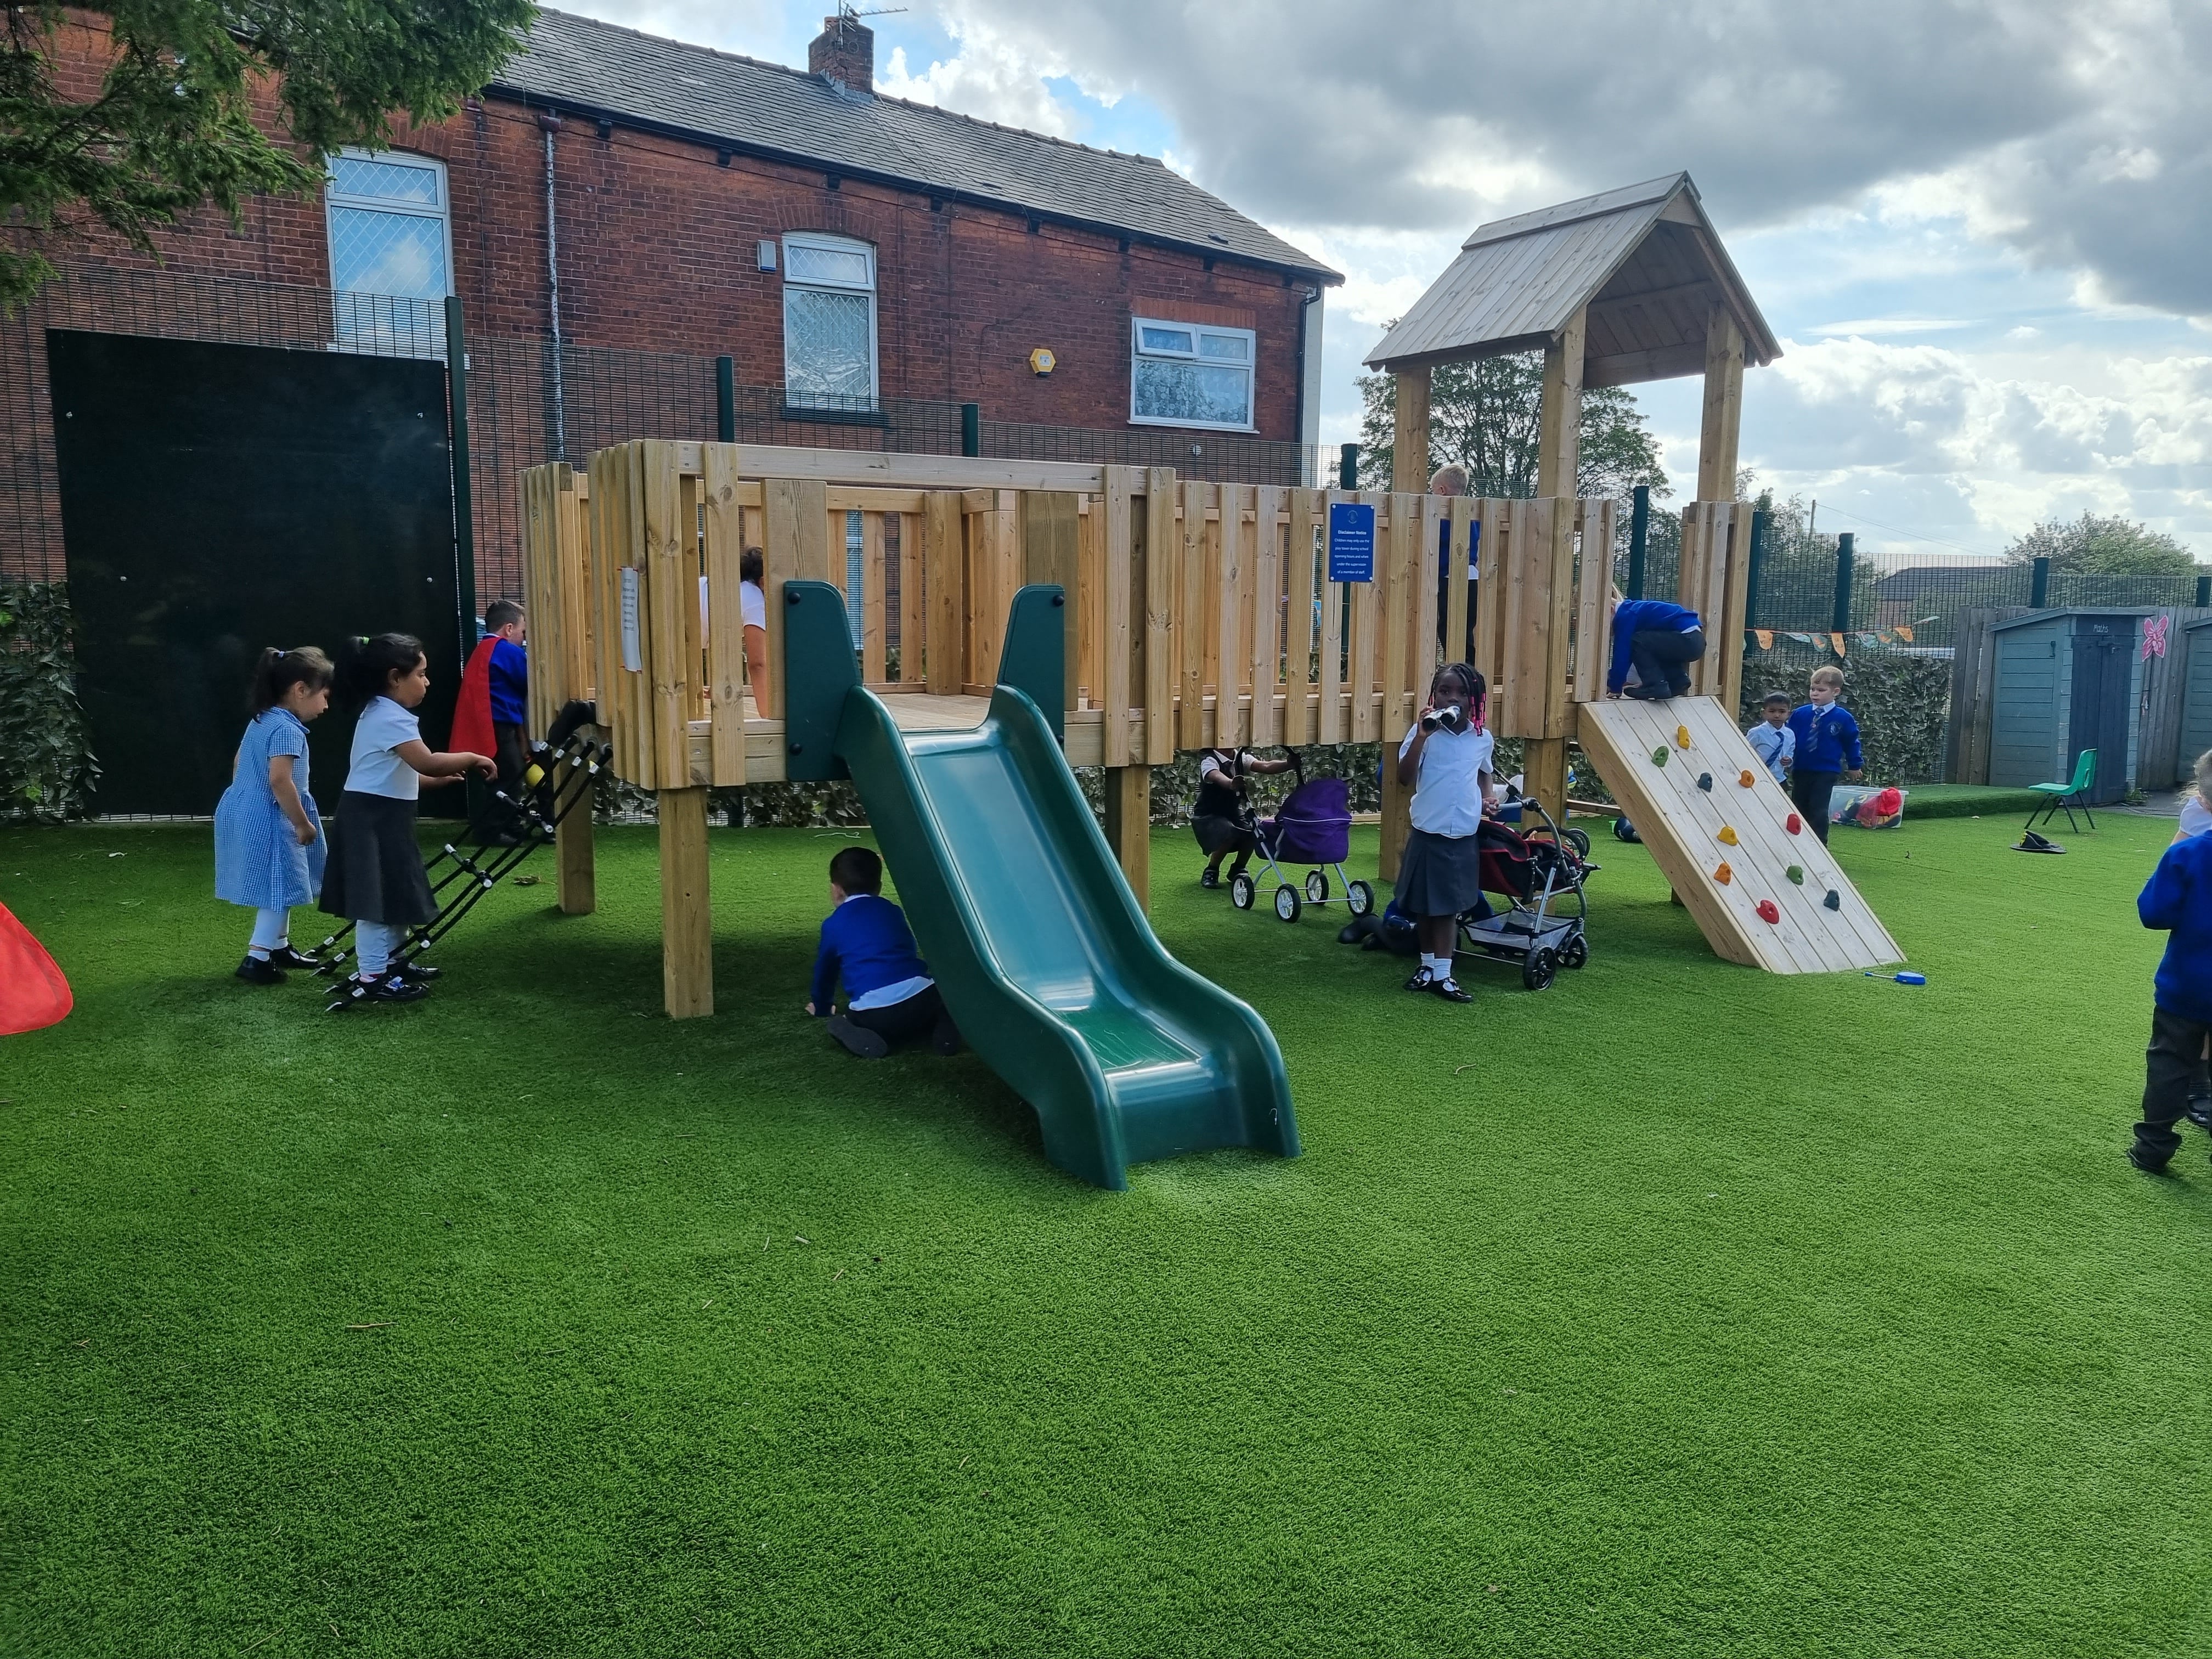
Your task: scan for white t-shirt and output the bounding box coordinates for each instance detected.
[346,696,422,801]
[702,576,770,632]
[2180,792,2210,839]
[1398,720,1495,838]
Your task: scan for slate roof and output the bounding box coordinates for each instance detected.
[1364,173,1777,383]
[490,9,1339,284]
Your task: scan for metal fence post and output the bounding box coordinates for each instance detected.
[2031,555,2051,608]
[1627,483,1650,599]
[444,294,477,644]
[960,403,980,458]
[2198,573,2211,609]
[715,356,735,443]
[1338,443,1358,491]
[1830,532,1854,634]
[1746,507,1770,628]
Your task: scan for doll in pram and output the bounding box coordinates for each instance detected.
[1223,752,1376,924]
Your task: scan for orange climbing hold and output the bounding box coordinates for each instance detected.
[1717,825,1739,846]
[1714,862,1733,885]
[1756,899,1781,924]
[1739,769,1757,788]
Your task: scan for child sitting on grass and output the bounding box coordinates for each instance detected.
[2129,748,2212,1173]
[806,846,962,1059]
[1746,690,1794,784]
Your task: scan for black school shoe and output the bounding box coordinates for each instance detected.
[1199,867,1221,889]
[931,1016,963,1058]
[2127,1143,2173,1175]
[826,1016,889,1059]
[235,954,286,985]
[352,973,429,1005]
[400,961,442,982]
[266,945,320,972]
[2186,1093,2212,1133]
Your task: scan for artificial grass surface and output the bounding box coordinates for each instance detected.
[3,812,2208,1657]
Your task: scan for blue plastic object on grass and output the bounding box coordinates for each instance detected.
[1864,971,1927,985]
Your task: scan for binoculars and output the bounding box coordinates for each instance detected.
[1421,702,1470,735]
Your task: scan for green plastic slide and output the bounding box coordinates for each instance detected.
[783,579,1297,1189]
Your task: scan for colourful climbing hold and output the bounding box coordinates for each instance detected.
[1675,725,1691,749]
[1717,825,1739,845]
[1697,772,1714,791]
[1786,865,1804,884]
[1739,769,1757,788]
[1785,813,1803,835]
[1756,899,1781,924]
[1823,890,1841,911]
[1651,746,1669,767]
[1714,862,1733,885]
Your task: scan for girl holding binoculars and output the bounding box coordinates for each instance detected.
[1393,662,1494,1003]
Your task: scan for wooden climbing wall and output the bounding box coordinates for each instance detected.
[1577,696,1903,973]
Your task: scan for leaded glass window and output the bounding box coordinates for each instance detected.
[783,234,877,411]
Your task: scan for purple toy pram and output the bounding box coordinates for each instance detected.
[1228,757,1375,924]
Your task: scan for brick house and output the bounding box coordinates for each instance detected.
[24,7,1339,449]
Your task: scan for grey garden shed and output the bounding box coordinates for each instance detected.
[2179,617,2212,782]
[1987,609,2149,804]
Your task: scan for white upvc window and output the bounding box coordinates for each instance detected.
[325,149,453,348]
[1130,316,1255,431]
[783,233,878,410]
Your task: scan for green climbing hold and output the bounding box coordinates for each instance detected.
[1786,865,1804,884]
[1651,746,1668,767]
[1824,890,1842,911]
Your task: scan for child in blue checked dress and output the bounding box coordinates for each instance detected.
[213,647,335,984]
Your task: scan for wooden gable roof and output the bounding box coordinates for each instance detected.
[1363,173,1779,385]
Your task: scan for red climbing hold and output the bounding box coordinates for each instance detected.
[1756,899,1780,924]
[1786,813,1803,835]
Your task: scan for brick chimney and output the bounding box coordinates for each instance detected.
[808,14,873,94]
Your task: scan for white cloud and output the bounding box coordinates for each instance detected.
[876,26,1078,138]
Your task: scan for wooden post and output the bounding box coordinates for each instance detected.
[1536,309,1584,499]
[659,786,712,1019]
[1104,764,1150,911]
[1525,311,1585,822]
[1697,306,1745,502]
[555,755,595,916]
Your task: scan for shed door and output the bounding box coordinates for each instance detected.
[2183,631,2212,777]
[2067,622,2132,804]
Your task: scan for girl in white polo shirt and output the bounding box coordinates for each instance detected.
[318,634,495,1003]
[1393,662,1495,1003]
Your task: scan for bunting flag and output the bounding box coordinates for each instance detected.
[1754,629,1775,650]
[1829,633,1848,656]
[2143,614,2170,661]
[1786,631,1814,646]
[1895,624,1915,644]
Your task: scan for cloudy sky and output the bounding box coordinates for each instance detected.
[578,0,2210,562]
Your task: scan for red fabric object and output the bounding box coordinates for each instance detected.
[1870,787,1903,817]
[0,899,71,1036]
[450,636,498,757]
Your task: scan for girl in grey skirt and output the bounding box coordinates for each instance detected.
[1394,663,1496,1003]
[319,634,495,1003]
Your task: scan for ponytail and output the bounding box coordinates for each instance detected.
[247,645,334,713]
[337,633,426,705]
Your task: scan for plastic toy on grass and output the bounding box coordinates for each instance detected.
[1865,970,1927,985]
[0,900,71,1036]
[1452,794,1595,992]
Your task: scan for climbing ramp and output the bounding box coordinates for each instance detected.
[1577,696,1903,973]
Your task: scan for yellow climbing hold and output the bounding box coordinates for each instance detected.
[1675,725,1691,749]
[1717,825,1739,846]
[1714,862,1733,885]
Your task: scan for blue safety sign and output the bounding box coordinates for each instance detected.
[1327,502,1375,583]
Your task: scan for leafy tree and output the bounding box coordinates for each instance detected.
[1355,349,1668,504]
[2001,511,2201,577]
[1,1,532,309]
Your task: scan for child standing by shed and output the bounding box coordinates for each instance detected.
[213,646,335,984]
[1787,666,1863,844]
[319,634,495,1003]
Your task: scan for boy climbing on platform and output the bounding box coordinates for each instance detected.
[1787,667,1863,844]
[1606,592,1705,701]
[806,846,963,1059]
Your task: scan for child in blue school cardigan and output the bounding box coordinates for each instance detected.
[1787,665,1864,844]
[2131,752,2212,1173]
[805,846,962,1059]
[213,646,334,984]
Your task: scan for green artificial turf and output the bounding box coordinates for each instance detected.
[2,812,2208,1657]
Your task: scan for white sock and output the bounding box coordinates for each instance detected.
[1421,952,1447,977]
[248,907,289,960]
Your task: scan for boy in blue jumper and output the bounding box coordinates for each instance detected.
[806,846,962,1059]
[1605,595,1705,701]
[2130,755,2212,1172]
[1786,666,1863,845]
